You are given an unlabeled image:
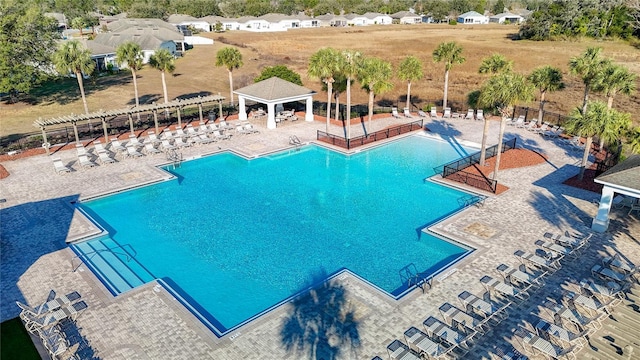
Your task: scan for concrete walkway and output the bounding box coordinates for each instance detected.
[1,116,638,359]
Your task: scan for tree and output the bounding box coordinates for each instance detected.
[432,41,465,109]
[528,65,564,123]
[493,0,505,14]
[0,3,60,101]
[215,47,243,105]
[397,56,423,111]
[564,101,631,180]
[341,50,362,140]
[358,57,393,132]
[116,42,144,119]
[594,63,637,109]
[626,126,640,155]
[478,72,534,180]
[254,65,302,85]
[478,53,512,75]
[52,40,96,114]
[568,47,611,115]
[308,48,343,132]
[148,48,176,103]
[71,16,87,37]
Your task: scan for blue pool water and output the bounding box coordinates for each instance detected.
[76,135,476,334]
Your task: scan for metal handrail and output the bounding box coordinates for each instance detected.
[317,120,423,149]
[71,247,132,272]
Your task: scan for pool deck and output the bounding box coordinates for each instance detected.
[1,116,639,359]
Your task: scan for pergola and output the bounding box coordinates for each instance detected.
[591,154,640,232]
[234,77,316,130]
[33,95,225,154]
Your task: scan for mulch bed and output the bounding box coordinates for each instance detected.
[562,167,603,194]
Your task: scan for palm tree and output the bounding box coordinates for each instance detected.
[595,63,637,109]
[432,41,465,109]
[478,72,534,180]
[358,57,393,132]
[626,127,640,155]
[71,17,86,37]
[308,48,343,133]
[478,53,512,75]
[52,40,95,114]
[148,49,176,104]
[568,47,611,115]
[341,50,362,140]
[397,56,423,111]
[116,42,144,115]
[564,101,630,180]
[215,47,243,105]
[528,66,564,122]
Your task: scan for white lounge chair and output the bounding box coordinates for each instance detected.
[127,135,143,149]
[175,128,188,139]
[213,130,231,140]
[534,317,589,348]
[579,279,624,307]
[480,275,529,302]
[443,107,451,118]
[160,130,174,141]
[109,138,127,154]
[146,131,161,144]
[476,109,484,121]
[423,316,472,351]
[439,302,487,334]
[392,107,401,118]
[193,133,215,145]
[513,115,526,128]
[93,141,109,154]
[243,124,260,134]
[430,107,437,118]
[514,249,560,272]
[161,139,177,151]
[387,339,421,360]
[174,137,191,148]
[524,119,539,131]
[78,154,97,169]
[185,124,200,137]
[542,299,604,332]
[543,232,591,251]
[465,109,474,120]
[219,120,234,130]
[126,145,144,158]
[591,264,629,285]
[403,108,412,117]
[496,263,544,289]
[403,326,445,359]
[534,239,573,259]
[603,254,637,275]
[515,326,577,360]
[98,151,116,164]
[52,158,71,174]
[144,142,162,155]
[417,110,427,118]
[565,290,610,316]
[457,290,509,322]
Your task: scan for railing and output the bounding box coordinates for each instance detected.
[317,120,423,149]
[437,138,517,193]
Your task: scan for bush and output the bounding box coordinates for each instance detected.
[448,19,457,25]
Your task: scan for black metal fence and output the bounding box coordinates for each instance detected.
[512,105,569,126]
[317,120,423,149]
[439,137,517,193]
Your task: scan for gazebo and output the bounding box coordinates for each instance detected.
[591,154,640,232]
[234,77,316,130]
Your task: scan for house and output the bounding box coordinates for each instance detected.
[297,14,320,28]
[259,13,301,29]
[391,11,422,24]
[457,11,489,24]
[44,12,68,30]
[489,12,524,24]
[363,12,393,25]
[167,14,211,32]
[81,40,117,72]
[236,16,274,31]
[315,14,348,27]
[344,13,368,26]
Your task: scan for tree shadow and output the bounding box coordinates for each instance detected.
[176,91,213,100]
[280,268,361,360]
[133,94,162,106]
[19,73,132,106]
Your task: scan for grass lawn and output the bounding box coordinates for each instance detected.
[0,317,40,360]
[1,24,638,138]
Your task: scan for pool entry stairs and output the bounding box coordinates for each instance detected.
[71,237,155,295]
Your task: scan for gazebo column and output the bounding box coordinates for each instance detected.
[266,103,276,130]
[592,186,615,232]
[177,107,182,128]
[218,98,223,120]
[41,127,50,155]
[101,116,109,142]
[305,96,314,122]
[128,113,135,135]
[238,96,247,121]
[153,110,159,134]
[72,121,80,144]
[198,103,204,123]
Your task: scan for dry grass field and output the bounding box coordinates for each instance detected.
[1,24,639,138]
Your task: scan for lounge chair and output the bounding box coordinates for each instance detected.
[423,316,472,351]
[524,119,539,131]
[126,145,144,158]
[174,137,191,148]
[565,136,585,151]
[591,264,629,285]
[480,275,529,302]
[37,327,70,359]
[175,128,188,139]
[532,123,549,134]
[403,108,412,118]
[219,120,234,130]
[37,290,82,314]
[430,107,437,118]
[515,326,577,360]
[542,298,603,332]
[603,253,637,275]
[534,317,589,348]
[193,133,215,145]
[543,232,591,251]
[127,135,143,149]
[443,107,451,118]
[75,144,88,157]
[109,138,127,154]
[198,124,212,134]
[52,158,71,174]
[213,130,231,140]
[78,154,97,169]
[208,123,220,132]
[465,109,474,120]
[98,152,115,164]
[439,302,487,334]
[417,110,427,118]
[490,344,528,360]
[160,130,174,141]
[457,290,509,322]
[534,239,573,259]
[386,339,421,360]
[542,125,561,137]
[496,263,544,289]
[147,131,161,144]
[476,109,484,121]
[579,279,624,306]
[185,124,200,137]
[514,249,560,272]
[392,107,401,118]
[243,124,260,134]
[161,139,177,151]
[92,141,109,154]
[19,300,88,333]
[144,142,162,155]
[565,290,610,316]
[513,115,526,128]
[403,326,445,359]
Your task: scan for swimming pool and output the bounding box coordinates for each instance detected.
[74,134,477,335]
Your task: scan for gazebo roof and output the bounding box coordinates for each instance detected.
[234,77,316,102]
[595,154,640,193]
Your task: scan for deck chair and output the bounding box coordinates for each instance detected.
[534,239,573,260]
[175,128,188,139]
[403,326,445,359]
[457,290,509,322]
[160,130,174,141]
[579,279,624,306]
[392,107,401,118]
[465,109,474,120]
[515,326,577,360]
[430,107,437,118]
[147,131,161,144]
[243,124,260,134]
[524,119,538,131]
[403,107,412,117]
[78,154,97,169]
[542,298,603,332]
[109,138,127,153]
[423,316,472,353]
[173,137,191,148]
[185,124,200,137]
[75,144,87,157]
[37,290,82,314]
[126,145,144,158]
[513,115,526,128]
[161,139,177,151]
[20,300,87,333]
[591,264,629,285]
[439,302,487,334]
[476,109,484,121]
[443,107,451,118]
[213,130,231,140]
[386,339,421,360]
[565,291,610,316]
[39,329,70,359]
[514,249,560,272]
[127,135,143,149]
[144,142,162,155]
[603,254,637,275]
[52,158,71,174]
[480,275,529,302]
[532,123,549,134]
[97,152,115,164]
[193,133,215,145]
[496,263,543,289]
[534,317,589,348]
[417,110,427,118]
[543,232,591,251]
[92,141,109,154]
[219,120,234,130]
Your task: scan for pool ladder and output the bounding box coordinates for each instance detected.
[289,135,302,149]
[71,248,132,272]
[167,149,183,169]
